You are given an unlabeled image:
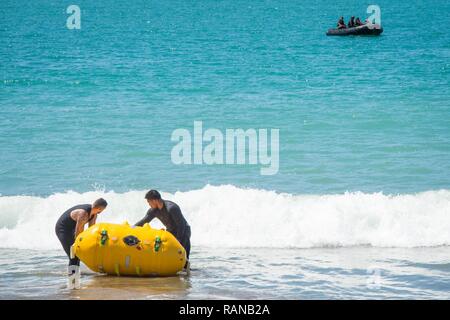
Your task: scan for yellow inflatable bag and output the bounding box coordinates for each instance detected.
[72,222,186,276]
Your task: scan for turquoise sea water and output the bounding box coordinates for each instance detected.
[1,0,449,196]
[1,1,450,299]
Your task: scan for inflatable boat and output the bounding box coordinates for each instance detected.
[326,24,383,36]
[71,222,187,276]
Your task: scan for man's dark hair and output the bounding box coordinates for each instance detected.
[145,190,161,201]
[93,198,108,208]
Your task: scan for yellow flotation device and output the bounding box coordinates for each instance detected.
[72,222,186,276]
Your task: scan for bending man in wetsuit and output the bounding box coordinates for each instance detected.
[55,198,108,288]
[134,190,191,269]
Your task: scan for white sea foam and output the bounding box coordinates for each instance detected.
[0,185,449,250]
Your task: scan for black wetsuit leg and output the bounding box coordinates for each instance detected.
[179,226,191,260]
[55,227,80,266]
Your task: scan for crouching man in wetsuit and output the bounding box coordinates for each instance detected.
[55,198,108,289]
[134,190,191,272]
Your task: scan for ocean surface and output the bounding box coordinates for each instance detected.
[1,0,450,299]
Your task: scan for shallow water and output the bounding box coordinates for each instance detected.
[1,247,449,300]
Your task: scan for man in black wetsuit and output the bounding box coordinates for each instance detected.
[348,16,355,28]
[337,16,346,29]
[134,190,191,268]
[355,17,363,26]
[55,198,108,288]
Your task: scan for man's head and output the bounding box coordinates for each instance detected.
[92,198,108,215]
[145,190,162,209]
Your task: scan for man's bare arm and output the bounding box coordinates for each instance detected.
[71,209,89,238]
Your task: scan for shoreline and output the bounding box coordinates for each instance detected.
[2,246,449,300]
